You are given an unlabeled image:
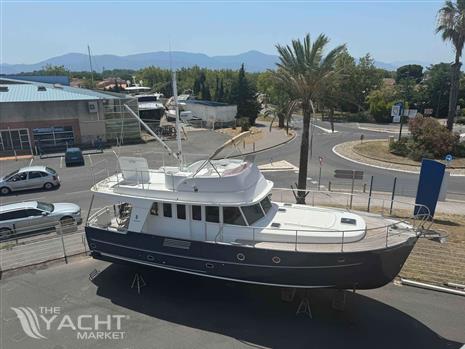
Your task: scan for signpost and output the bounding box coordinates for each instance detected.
[318,156,324,191]
[424,108,433,116]
[334,170,364,208]
[391,102,403,123]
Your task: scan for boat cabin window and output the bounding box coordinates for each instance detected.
[177,204,186,220]
[163,203,172,218]
[242,204,264,225]
[260,196,272,214]
[223,207,246,226]
[192,205,202,221]
[150,202,159,215]
[206,206,219,223]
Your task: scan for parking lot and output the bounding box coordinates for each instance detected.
[1,257,464,349]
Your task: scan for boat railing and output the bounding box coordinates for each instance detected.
[87,188,431,252]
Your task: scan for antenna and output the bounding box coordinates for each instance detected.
[169,41,183,169]
[87,45,94,88]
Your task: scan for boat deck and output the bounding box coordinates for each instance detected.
[235,211,417,253]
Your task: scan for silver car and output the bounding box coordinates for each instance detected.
[0,201,82,240]
[0,166,60,195]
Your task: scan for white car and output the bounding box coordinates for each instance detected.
[0,166,60,195]
[0,201,82,240]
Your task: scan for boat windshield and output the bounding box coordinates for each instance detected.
[138,96,157,102]
[242,204,264,225]
[260,196,272,214]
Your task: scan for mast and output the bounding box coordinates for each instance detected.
[172,71,183,168]
[87,45,94,88]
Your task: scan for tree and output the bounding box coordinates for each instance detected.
[423,63,452,117]
[229,64,261,124]
[436,0,465,130]
[366,85,397,123]
[396,64,423,83]
[274,33,345,204]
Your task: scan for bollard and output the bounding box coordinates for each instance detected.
[389,177,397,215]
[328,181,332,191]
[367,176,374,212]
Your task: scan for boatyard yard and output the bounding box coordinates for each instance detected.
[3,1,465,348]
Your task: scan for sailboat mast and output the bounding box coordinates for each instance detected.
[87,45,94,88]
[172,71,183,168]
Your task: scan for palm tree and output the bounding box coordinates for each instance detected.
[274,34,345,203]
[436,0,465,131]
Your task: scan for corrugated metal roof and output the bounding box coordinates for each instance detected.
[0,77,123,103]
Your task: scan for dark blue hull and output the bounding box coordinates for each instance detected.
[85,227,417,289]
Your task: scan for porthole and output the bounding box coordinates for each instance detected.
[236,253,245,261]
[205,263,214,269]
[89,243,97,249]
[147,255,155,261]
[272,256,281,264]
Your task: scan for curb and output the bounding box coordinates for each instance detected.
[332,142,465,177]
[229,130,297,158]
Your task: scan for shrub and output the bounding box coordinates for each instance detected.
[454,142,465,157]
[389,138,409,156]
[346,113,373,123]
[408,116,459,159]
[456,117,465,125]
[239,118,250,132]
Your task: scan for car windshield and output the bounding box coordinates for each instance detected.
[3,170,19,179]
[46,167,56,175]
[37,201,54,212]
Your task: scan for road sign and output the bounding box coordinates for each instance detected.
[334,169,364,180]
[408,109,418,118]
[445,154,453,163]
[424,108,433,116]
[319,156,324,166]
[392,102,403,123]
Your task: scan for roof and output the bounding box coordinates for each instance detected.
[18,165,48,172]
[185,99,232,107]
[4,75,70,86]
[0,77,124,103]
[0,201,38,212]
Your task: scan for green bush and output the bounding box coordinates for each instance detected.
[389,138,409,156]
[239,118,250,132]
[456,117,465,125]
[454,142,465,157]
[346,113,373,123]
[408,116,459,159]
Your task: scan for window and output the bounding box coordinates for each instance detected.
[29,171,43,179]
[192,205,202,221]
[223,207,246,226]
[177,205,186,220]
[206,206,219,223]
[0,211,21,221]
[8,172,27,182]
[37,202,54,212]
[25,209,43,217]
[163,203,172,217]
[46,167,56,175]
[150,202,159,215]
[242,204,264,225]
[260,196,272,214]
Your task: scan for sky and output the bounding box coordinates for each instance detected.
[0,0,459,65]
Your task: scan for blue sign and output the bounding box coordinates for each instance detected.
[414,159,446,218]
[445,154,453,162]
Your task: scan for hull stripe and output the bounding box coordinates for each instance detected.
[91,238,362,269]
[97,251,335,289]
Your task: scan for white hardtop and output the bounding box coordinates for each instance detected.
[18,165,49,172]
[92,157,272,205]
[0,201,39,212]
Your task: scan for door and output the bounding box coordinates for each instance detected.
[10,209,31,235]
[25,209,55,232]
[6,172,28,191]
[26,171,45,189]
[189,205,205,241]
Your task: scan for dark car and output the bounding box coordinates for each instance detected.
[65,148,85,167]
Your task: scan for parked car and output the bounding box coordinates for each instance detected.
[65,147,84,167]
[0,166,60,195]
[0,201,82,240]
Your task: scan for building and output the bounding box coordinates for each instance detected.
[0,78,140,155]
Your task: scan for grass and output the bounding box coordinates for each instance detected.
[353,140,465,168]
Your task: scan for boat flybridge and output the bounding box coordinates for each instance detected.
[85,73,430,290]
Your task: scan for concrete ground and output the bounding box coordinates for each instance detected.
[0,257,464,349]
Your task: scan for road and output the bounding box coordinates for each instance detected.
[256,118,465,200]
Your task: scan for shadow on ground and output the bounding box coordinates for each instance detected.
[93,263,461,349]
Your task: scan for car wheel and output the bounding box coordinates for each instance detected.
[60,216,75,226]
[43,182,54,190]
[0,187,11,195]
[0,228,13,239]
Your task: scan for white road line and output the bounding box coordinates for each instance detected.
[313,124,338,133]
[29,158,34,166]
[60,156,63,169]
[88,154,93,167]
[64,189,90,195]
[307,177,313,180]
[311,180,318,184]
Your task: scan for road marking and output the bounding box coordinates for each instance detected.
[307,177,312,180]
[88,154,93,167]
[64,189,90,195]
[311,180,318,184]
[59,156,63,169]
[29,158,34,166]
[313,124,338,133]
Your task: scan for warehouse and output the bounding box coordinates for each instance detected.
[0,78,140,155]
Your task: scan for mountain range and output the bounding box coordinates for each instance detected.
[0,50,433,74]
